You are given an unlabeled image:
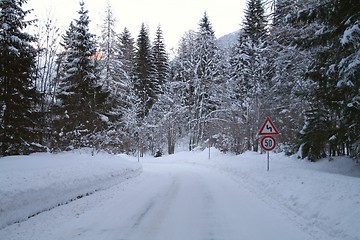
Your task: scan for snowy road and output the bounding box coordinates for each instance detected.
[2,161,322,240]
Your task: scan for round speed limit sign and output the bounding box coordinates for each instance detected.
[260,136,276,151]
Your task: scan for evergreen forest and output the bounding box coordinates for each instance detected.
[1,0,359,161]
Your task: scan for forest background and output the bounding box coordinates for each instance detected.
[0,0,359,161]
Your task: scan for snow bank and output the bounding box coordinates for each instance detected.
[158,149,360,240]
[0,150,142,229]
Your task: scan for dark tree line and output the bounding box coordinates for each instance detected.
[296,0,360,160]
[1,0,359,162]
[0,0,42,155]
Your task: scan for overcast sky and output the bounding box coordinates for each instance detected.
[25,0,248,51]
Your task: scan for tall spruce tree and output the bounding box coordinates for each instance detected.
[133,23,156,119]
[179,12,223,150]
[265,0,315,155]
[118,27,136,82]
[0,0,42,156]
[297,0,360,160]
[97,3,128,153]
[243,0,267,43]
[115,27,142,153]
[152,25,169,90]
[98,3,120,88]
[195,12,226,149]
[138,25,170,155]
[53,1,108,151]
[117,27,137,116]
[171,30,199,150]
[229,0,268,152]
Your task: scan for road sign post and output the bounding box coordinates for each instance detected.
[261,136,276,171]
[134,132,139,162]
[259,117,279,171]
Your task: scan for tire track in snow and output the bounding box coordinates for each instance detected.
[118,176,179,240]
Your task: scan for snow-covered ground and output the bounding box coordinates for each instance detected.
[164,149,360,240]
[0,149,142,230]
[0,148,359,240]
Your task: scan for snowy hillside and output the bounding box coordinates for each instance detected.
[216,30,239,50]
[0,150,141,229]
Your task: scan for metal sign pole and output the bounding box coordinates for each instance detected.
[134,132,140,163]
[208,140,211,160]
[137,142,140,162]
[259,117,279,172]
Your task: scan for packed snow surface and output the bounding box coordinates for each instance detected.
[0,149,142,229]
[0,148,359,240]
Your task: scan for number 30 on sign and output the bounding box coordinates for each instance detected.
[260,135,276,151]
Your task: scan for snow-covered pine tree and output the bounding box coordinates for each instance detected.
[133,23,156,119]
[243,0,268,43]
[172,30,198,108]
[196,12,230,151]
[152,25,169,91]
[114,27,142,153]
[53,1,109,151]
[169,13,227,151]
[97,3,129,153]
[0,0,43,156]
[228,32,251,153]
[98,3,120,88]
[117,28,137,114]
[144,79,184,156]
[229,0,268,152]
[170,30,199,151]
[118,27,136,82]
[182,12,224,150]
[265,0,315,155]
[137,25,171,155]
[145,30,196,155]
[297,0,360,160]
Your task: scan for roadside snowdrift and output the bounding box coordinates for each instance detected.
[158,149,360,240]
[0,150,142,229]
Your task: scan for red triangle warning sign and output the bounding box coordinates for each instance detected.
[258,117,279,135]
